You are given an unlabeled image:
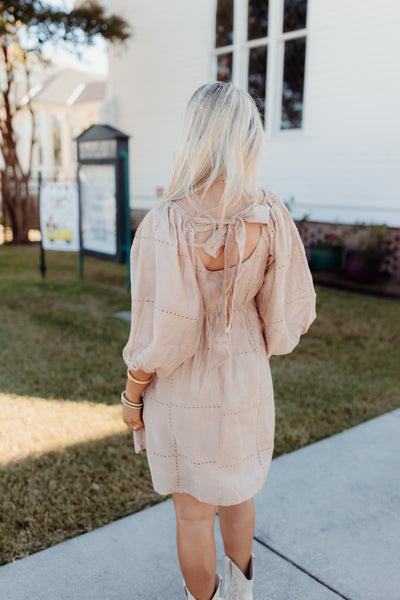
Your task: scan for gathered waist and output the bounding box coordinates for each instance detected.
[204,298,257,318]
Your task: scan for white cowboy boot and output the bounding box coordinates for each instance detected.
[222,553,255,600]
[183,573,223,600]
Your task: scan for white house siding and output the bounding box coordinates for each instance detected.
[268,0,400,226]
[107,0,216,209]
[107,0,400,226]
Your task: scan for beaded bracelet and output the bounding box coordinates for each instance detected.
[127,368,153,385]
[121,390,143,409]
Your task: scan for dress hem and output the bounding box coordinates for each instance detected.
[150,448,274,506]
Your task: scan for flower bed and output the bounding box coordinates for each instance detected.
[296,219,400,282]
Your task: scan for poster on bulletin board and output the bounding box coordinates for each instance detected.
[78,164,117,256]
[39,182,80,252]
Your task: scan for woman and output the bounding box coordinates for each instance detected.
[121,82,316,600]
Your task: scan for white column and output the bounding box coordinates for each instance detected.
[60,114,73,179]
[40,109,55,179]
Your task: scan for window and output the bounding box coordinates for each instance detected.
[248,0,269,40]
[213,0,308,132]
[280,0,308,129]
[214,0,234,82]
[217,53,233,83]
[245,1,269,124]
[215,0,234,47]
[248,45,268,123]
[281,36,306,129]
[283,0,307,33]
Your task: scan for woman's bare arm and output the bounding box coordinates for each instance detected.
[122,368,153,432]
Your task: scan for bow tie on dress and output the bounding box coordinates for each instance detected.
[197,202,271,374]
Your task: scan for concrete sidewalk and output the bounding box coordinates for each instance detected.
[1,409,399,600]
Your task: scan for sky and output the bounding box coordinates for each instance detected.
[34,0,108,77]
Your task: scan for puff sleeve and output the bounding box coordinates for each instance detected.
[255,193,316,356]
[122,203,204,378]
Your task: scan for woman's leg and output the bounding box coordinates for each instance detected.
[172,492,218,600]
[217,497,255,576]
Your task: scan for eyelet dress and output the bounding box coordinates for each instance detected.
[122,189,316,506]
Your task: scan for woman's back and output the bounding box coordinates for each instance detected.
[174,184,265,272]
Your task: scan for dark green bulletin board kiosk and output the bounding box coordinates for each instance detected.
[76,124,131,290]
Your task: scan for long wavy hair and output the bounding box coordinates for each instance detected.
[162,82,266,227]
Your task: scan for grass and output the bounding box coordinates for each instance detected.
[0,242,399,565]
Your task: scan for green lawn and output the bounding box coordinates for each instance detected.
[0,243,399,565]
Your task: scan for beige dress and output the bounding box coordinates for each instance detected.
[122,189,316,506]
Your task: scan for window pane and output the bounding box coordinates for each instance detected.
[248,46,267,125]
[248,0,269,41]
[283,0,307,33]
[217,53,233,83]
[216,0,234,47]
[281,37,306,129]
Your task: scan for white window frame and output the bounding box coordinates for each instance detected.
[211,0,310,139]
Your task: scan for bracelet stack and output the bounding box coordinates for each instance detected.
[121,390,143,408]
[121,369,153,409]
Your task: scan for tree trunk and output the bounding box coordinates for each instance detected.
[1,170,30,243]
[0,42,32,244]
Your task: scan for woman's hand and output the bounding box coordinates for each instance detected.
[122,401,145,431]
[121,368,153,432]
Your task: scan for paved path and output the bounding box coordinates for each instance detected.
[113,311,131,322]
[1,409,399,600]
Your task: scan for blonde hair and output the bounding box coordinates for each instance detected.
[162,82,266,227]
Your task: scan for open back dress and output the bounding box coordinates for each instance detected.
[122,189,316,506]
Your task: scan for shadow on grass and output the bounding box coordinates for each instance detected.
[0,431,169,566]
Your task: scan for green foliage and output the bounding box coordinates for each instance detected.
[342,222,391,262]
[0,1,131,50]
